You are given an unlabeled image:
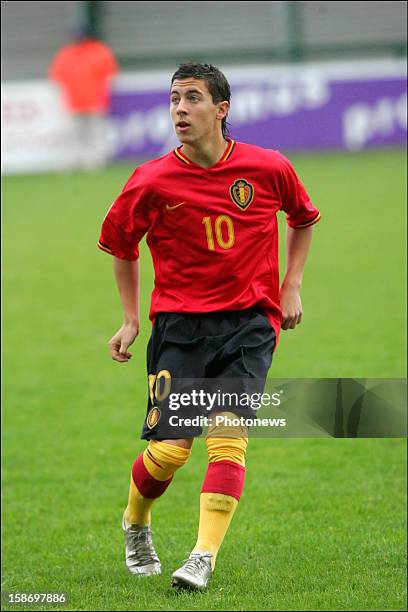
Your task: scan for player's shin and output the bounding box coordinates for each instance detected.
[124,440,191,526]
[192,418,248,569]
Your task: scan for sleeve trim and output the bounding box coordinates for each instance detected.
[97,241,113,255]
[293,212,321,229]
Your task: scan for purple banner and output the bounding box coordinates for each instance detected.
[107,64,407,160]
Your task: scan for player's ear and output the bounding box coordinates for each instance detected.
[216,101,229,120]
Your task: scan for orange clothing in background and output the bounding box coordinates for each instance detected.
[49,39,119,113]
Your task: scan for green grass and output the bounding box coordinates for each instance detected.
[2,149,407,610]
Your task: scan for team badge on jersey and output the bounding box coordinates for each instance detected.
[229,179,254,210]
[146,407,161,429]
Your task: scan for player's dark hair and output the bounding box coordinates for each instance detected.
[171,63,231,138]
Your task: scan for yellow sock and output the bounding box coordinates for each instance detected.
[205,436,247,466]
[192,492,238,568]
[124,441,191,526]
[192,423,247,569]
[125,476,153,526]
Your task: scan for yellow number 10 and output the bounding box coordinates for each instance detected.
[202,215,235,251]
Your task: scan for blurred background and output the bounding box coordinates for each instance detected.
[2,1,407,172]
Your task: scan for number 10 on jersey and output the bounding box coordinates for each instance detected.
[202,215,235,251]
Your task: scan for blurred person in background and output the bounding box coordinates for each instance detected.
[49,28,119,170]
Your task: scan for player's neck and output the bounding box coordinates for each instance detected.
[181,135,228,169]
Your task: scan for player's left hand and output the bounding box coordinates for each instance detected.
[280,284,303,330]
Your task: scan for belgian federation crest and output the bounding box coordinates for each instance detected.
[146,407,161,429]
[229,178,254,210]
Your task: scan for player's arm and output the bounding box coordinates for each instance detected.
[98,168,151,362]
[280,225,314,330]
[108,257,140,362]
[275,152,320,330]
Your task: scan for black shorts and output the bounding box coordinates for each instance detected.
[141,308,276,440]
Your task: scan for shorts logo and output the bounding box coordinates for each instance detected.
[229,179,254,210]
[147,407,161,429]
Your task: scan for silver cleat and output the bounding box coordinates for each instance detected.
[171,552,213,591]
[122,515,161,575]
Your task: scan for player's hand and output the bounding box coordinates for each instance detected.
[108,322,139,362]
[280,284,302,330]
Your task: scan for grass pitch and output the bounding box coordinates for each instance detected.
[2,149,407,610]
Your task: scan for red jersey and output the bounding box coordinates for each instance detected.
[98,139,320,346]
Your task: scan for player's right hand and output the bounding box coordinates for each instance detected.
[108,322,139,362]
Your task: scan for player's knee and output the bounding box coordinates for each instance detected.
[205,414,248,467]
[131,440,192,499]
[147,439,192,470]
[206,436,247,466]
[132,452,173,498]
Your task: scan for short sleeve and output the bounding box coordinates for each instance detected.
[98,169,151,260]
[276,153,321,229]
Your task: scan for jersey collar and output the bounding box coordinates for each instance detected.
[173,139,235,168]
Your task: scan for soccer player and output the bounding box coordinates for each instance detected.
[98,63,320,590]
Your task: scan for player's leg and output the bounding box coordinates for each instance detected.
[126,313,197,525]
[123,437,193,575]
[123,313,187,574]
[193,416,247,564]
[171,309,275,590]
[171,416,247,590]
[125,437,193,526]
[126,308,205,525]
[123,310,208,575]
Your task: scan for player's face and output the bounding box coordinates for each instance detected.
[170,78,228,144]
